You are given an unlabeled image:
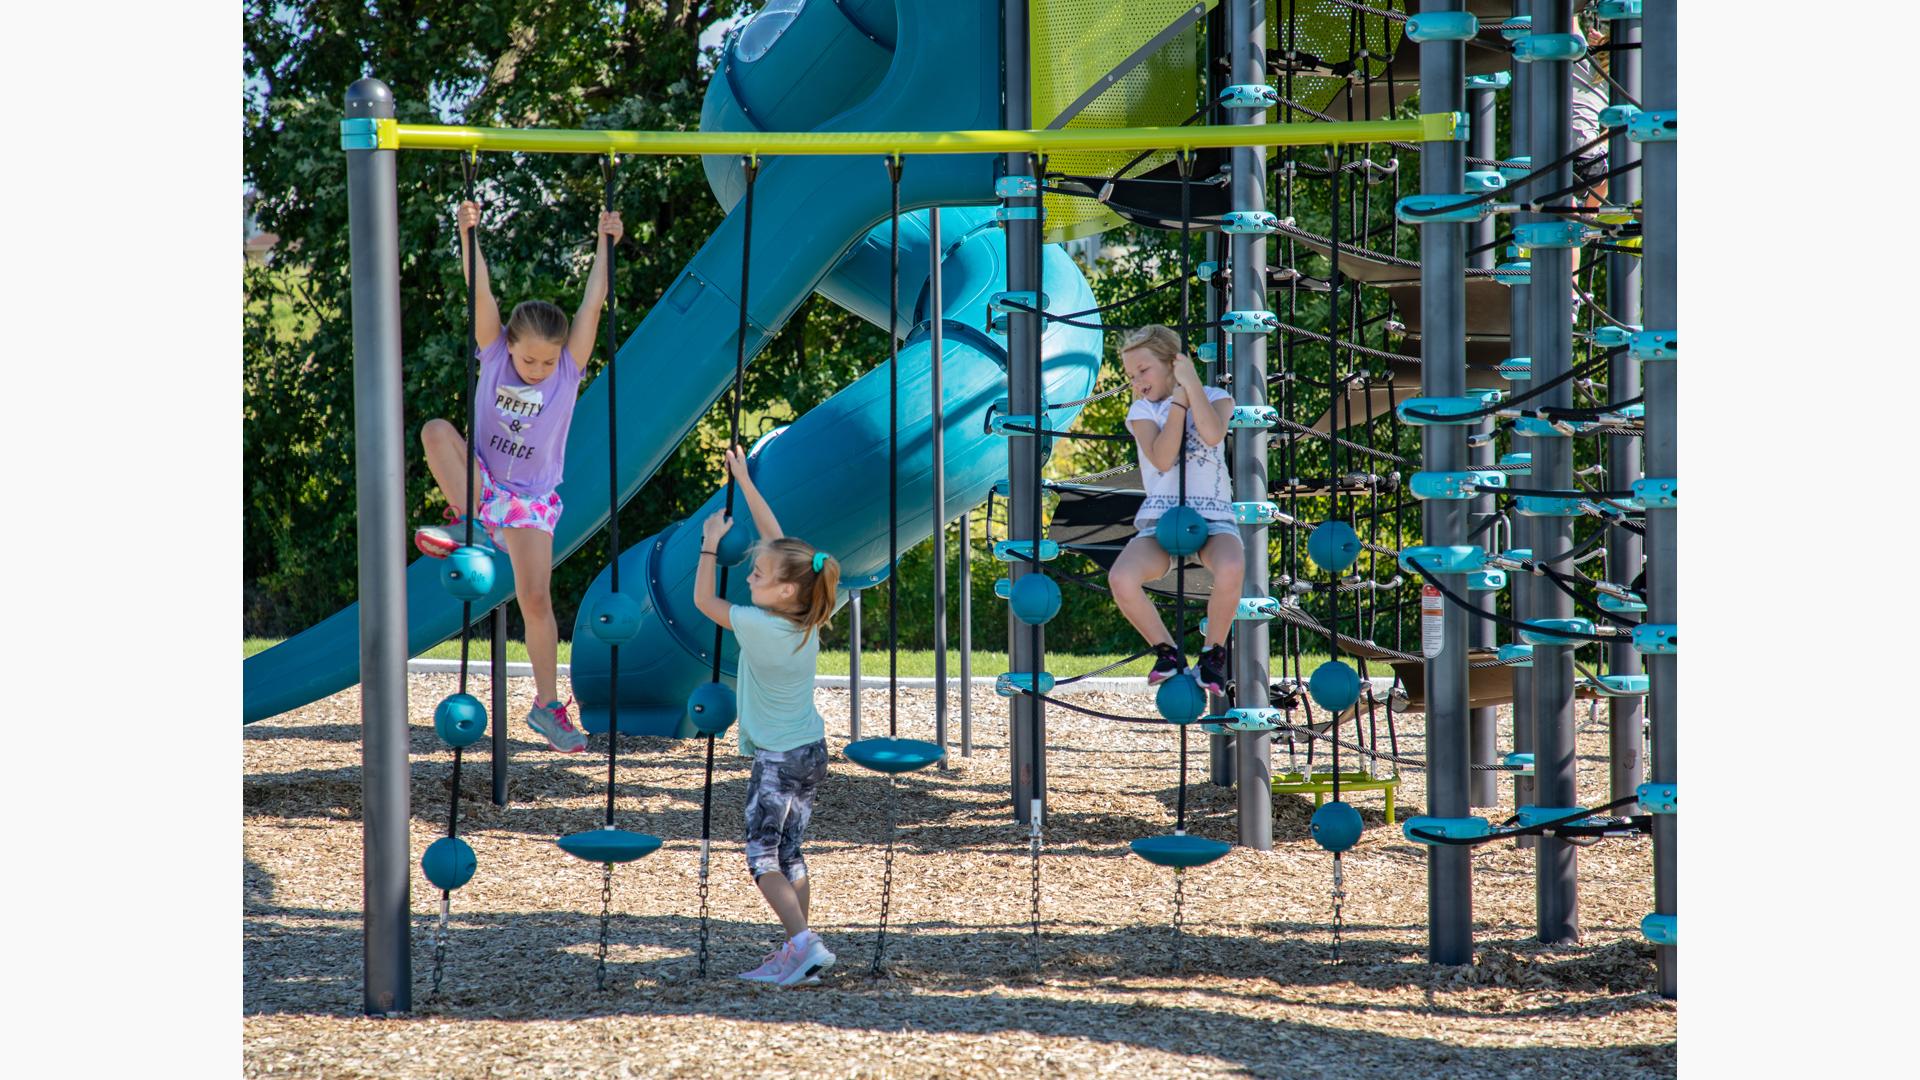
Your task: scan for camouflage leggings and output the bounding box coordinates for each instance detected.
[743,739,828,881]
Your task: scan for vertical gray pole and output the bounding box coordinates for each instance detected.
[1606,11,1645,813]
[1466,80,1500,809]
[1229,0,1272,850]
[1643,0,1677,1000]
[1527,0,1579,945]
[1417,1,1473,965]
[490,605,508,806]
[930,208,949,755]
[960,507,975,753]
[1204,231,1234,788]
[1508,0,1536,845]
[958,509,973,757]
[344,76,411,1016]
[1004,0,1046,824]
[848,590,862,740]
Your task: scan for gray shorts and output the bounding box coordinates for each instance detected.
[743,739,828,881]
[1573,150,1610,188]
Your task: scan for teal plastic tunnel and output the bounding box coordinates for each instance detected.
[241,1,1106,727]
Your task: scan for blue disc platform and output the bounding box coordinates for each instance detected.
[556,828,663,864]
[844,737,946,774]
[1130,833,1232,869]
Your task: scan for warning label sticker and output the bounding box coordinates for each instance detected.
[1421,585,1444,659]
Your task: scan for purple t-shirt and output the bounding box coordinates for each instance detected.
[474,332,581,496]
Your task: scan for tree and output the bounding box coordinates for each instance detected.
[243,1,831,637]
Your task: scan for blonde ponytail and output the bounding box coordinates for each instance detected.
[761,537,840,647]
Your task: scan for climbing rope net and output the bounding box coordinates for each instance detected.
[983,0,1659,967]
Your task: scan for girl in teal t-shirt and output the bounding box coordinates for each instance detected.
[693,445,842,987]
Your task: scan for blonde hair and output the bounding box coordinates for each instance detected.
[759,537,840,647]
[1120,323,1181,367]
[506,300,569,346]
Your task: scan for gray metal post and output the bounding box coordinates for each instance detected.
[1417,0,1473,965]
[1467,79,1500,809]
[848,589,862,740]
[1004,0,1046,824]
[930,208,948,755]
[1229,0,1272,849]
[491,606,508,806]
[958,510,973,757]
[1507,0,1536,845]
[1526,0,1579,945]
[1606,11,1645,814]
[345,76,411,1016]
[1204,231,1234,788]
[1643,0,1677,1000]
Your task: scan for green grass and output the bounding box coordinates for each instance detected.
[243,636,567,663]
[243,638,1334,677]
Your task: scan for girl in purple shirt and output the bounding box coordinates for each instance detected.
[414,199,621,753]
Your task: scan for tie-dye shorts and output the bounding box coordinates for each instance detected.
[473,456,563,546]
[743,739,829,882]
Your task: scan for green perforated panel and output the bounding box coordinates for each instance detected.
[1025,2,1413,242]
[1030,0,1213,243]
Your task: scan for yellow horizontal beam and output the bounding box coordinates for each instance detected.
[384,112,1459,157]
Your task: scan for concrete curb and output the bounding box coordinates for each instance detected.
[407,659,1398,697]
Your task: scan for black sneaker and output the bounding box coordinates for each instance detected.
[1146,643,1185,686]
[1196,645,1229,695]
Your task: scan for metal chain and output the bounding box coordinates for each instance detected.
[1580,694,1605,734]
[596,862,614,991]
[1050,460,1138,487]
[696,839,712,979]
[1171,869,1187,975]
[871,775,899,974]
[430,895,450,996]
[1331,853,1346,965]
[1047,381,1131,411]
[1028,819,1043,978]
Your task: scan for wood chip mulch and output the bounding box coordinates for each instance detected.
[244,676,1675,1079]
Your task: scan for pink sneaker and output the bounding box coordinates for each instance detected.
[415,506,483,559]
[738,941,795,983]
[776,930,835,986]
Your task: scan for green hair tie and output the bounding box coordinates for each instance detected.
[811,551,830,573]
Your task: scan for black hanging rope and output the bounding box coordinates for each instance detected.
[1407,561,1627,643]
[1026,152,1051,979]
[449,151,480,843]
[1173,148,1194,836]
[1407,796,1645,846]
[866,154,910,977]
[600,154,622,826]
[887,155,903,740]
[1397,130,1620,219]
[431,147,485,998]
[1400,349,1621,423]
[697,155,759,979]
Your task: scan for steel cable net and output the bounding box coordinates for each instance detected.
[1273,0,1407,118]
[1030,0,1639,681]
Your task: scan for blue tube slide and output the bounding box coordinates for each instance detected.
[569,209,1100,734]
[242,1,1107,728]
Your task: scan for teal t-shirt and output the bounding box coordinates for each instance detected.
[729,604,826,756]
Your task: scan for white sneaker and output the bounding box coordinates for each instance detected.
[776,930,835,987]
[737,943,792,983]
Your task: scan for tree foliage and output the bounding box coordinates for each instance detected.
[244,3,1492,660]
[243,0,884,638]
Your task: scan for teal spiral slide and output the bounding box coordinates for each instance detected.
[243,0,1106,728]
